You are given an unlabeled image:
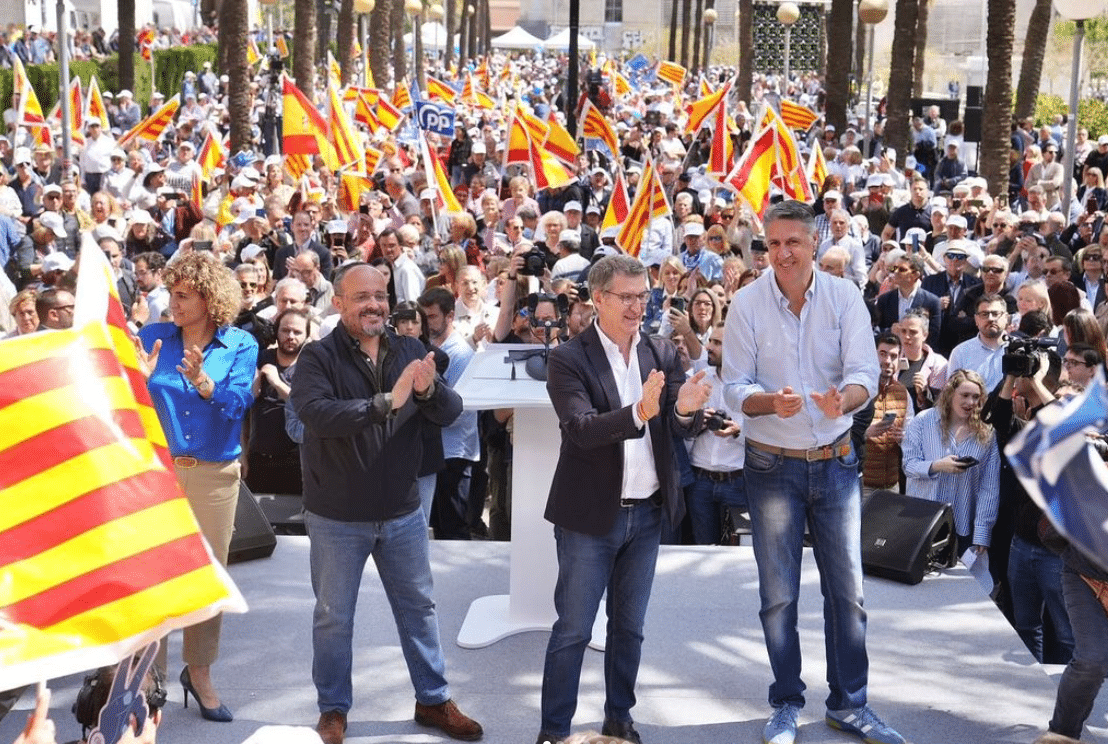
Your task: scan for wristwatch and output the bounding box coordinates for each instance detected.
[196,376,213,395]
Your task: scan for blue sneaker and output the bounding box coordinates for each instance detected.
[826,706,906,744]
[763,704,800,744]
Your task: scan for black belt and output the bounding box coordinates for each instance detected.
[693,466,743,482]
[621,490,663,508]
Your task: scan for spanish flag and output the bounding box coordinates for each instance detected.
[726,125,777,218]
[601,168,630,233]
[86,76,111,129]
[282,76,330,156]
[197,130,226,179]
[354,92,379,131]
[505,113,532,167]
[117,94,180,147]
[424,75,457,105]
[0,244,246,691]
[543,111,580,166]
[374,96,405,132]
[12,55,45,127]
[655,60,686,88]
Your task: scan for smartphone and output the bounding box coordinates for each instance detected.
[1088,200,1099,215]
[670,297,687,313]
[192,240,213,251]
[881,411,898,424]
[967,199,984,208]
[954,456,979,468]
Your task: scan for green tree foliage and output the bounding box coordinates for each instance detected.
[1034,93,1108,139]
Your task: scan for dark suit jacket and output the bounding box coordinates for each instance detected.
[950,284,1018,345]
[544,324,702,536]
[920,271,982,356]
[274,238,334,281]
[874,287,942,347]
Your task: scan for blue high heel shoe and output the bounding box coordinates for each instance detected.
[180,666,233,722]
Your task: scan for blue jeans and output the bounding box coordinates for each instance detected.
[417,473,437,526]
[1008,535,1074,664]
[1049,567,1108,739]
[305,508,449,714]
[540,501,663,737]
[686,469,747,544]
[743,441,868,711]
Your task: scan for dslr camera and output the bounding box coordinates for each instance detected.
[519,248,548,276]
[705,410,734,432]
[1002,334,1058,377]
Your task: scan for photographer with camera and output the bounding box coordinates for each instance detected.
[685,322,746,545]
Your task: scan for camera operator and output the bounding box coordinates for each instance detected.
[990,346,1074,664]
[493,244,559,344]
[685,322,746,545]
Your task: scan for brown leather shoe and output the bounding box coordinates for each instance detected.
[316,710,347,744]
[414,699,483,741]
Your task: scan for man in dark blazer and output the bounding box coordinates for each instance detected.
[920,239,982,356]
[537,255,710,744]
[274,209,334,281]
[874,252,942,346]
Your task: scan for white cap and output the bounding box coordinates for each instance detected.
[231,175,257,191]
[326,219,348,234]
[39,211,67,237]
[13,147,31,166]
[900,227,927,245]
[264,154,282,168]
[118,89,133,99]
[585,205,601,215]
[42,183,61,195]
[865,174,882,188]
[128,209,153,225]
[471,142,486,154]
[241,166,262,181]
[233,207,263,224]
[240,243,265,262]
[823,190,842,202]
[419,188,437,201]
[946,214,968,230]
[1099,135,1108,146]
[683,222,705,237]
[42,251,74,272]
[563,200,582,212]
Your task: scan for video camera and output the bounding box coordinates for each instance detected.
[1002,334,1059,378]
[519,248,548,277]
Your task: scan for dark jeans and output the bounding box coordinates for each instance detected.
[1008,535,1074,664]
[1048,567,1108,739]
[685,469,747,544]
[431,458,473,540]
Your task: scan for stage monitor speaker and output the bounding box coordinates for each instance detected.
[963,108,983,144]
[966,85,983,108]
[229,482,277,564]
[861,490,955,585]
[254,493,307,535]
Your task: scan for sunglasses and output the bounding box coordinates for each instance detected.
[981,266,1006,274]
[240,282,258,289]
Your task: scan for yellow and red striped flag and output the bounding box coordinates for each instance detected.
[705,99,733,180]
[328,85,363,171]
[580,98,618,159]
[68,77,84,140]
[327,50,342,90]
[117,94,180,147]
[424,75,457,105]
[461,72,495,109]
[285,153,313,182]
[543,110,580,166]
[12,55,45,127]
[354,92,379,131]
[282,76,330,156]
[505,112,532,167]
[612,70,632,98]
[419,135,464,214]
[138,28,156,62]
[516,103,548,143]
[601,168,630,232]
[338,171,375,212]
[275,34,290,58]
[363,145,383,174]
[685,79,730,135]
[528,135,575,191]
[699,76,713,99]
[761,105,812,202]
[190,168,203,213]
[726,125,777,218]
[344,86,380,104]
[374,96,405,132]
[197,130,226,179]
[779,99,820,131]
[655,60,686,88]
[247,36,261,66]
[0,246,246,690]
[392,79,413,111]
[617,157,669,257]
[86,75,110,129]
[807,141,829,189]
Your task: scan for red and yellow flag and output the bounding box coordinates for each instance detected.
[285,153,313,182]
[197,130,226,179]
[338,171,375,212]
[118,94,181,147]
[612,70,632,98]
[761,105,812,202]
[419,135,463,214]
[392,80,412,111]
[12,55,45,127]
[528,135,575,192]
[190,168,203,213]
[601,168,630,233]
[247,36,261,66]
[364,145,383,174]
[328,85,363,171]
[780,99,820,131]
[580,99,618,159]
[505,113,532,167]
[138,28,156,63]
[543,110,580,166]
[86,76,110,129]
[807,142,829,191]
[275,35,290,58]
[374,96,405,132]
[726,125,777,218]
[461,72,495,109]
[425,75,457,105]
[685,79,730,135]
[617,159,660,257]
[0,245,246,691]
[655,60,686,88]
[282,76,330,156]
[705,100,734,180]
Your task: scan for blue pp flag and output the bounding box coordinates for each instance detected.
[627,53,650,72]
[1006,373,1108,571]
[414,99,456,136]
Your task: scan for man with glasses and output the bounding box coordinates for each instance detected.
[132,251,168,325]
[34,286,75,330]
[1076,248,1106,311]
[951,255,1018,345]
[875,252,942,345]
[1062,343,1103,387]
[939,294,1010,392]
[536,254,709,744]
[921,239,982,356]
[98,236,138,319]
[11,148,41,224]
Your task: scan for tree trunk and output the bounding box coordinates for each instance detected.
[369,0,392,88]
[668,0,678,62]
[391,0,406,85]
[912,0,930,98]
[220,0,251,153]
[317,0,331,64]
[457,6,468,70]
[293,0,317,96]
[337,0,355,86]
[444,0,454,70]
[854,14,865,98]
[982,0,1015,197]
[1014,0,1052,121]
[414,11,425,87]
[691,0,703,76]
[825,0,854,133]
[118,0,135,94]
[680,0,691,68]
[737,0,753,101]
[885,0,919,167]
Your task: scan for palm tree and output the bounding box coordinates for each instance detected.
[680,0,692,68]
[668,0,679,62]
[825,0,854,132]
[293,0,318,96]
[982,0,1016,197]
[912,0,930,97]
[318,0,331,64]
[337,0,355,86]
[737,0,753,101]
[118,0,135,93]
[1014,0,1052,121]
[885,0,919,166]
[391,0,406,84]
[691,0,703,76]
[220,0,252,153]
[444,0,455,70]
[369,0,393,90]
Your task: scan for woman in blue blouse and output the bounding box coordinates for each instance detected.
[137,251,258,723]
[903,369,1001,556]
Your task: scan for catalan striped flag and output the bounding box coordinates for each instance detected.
[505,112,532,167]
[726,125,777,218]
[617,157,669,257]
[543,110,580,166]
[327,50,342,89]
[354,92,379,130]
[807,141,829,190]
[705,99,733,180]
[461,72,495,109]
[761,105,812,202]
[419,135,464,214]
[117,94,180,147]
[197,130,226,179]
[328,84,363,171]
[285,153,313,182]
[86,76,111,129]
[528,134,575,191]
[12,55,45,127]
[392,80,413,111]
[655,60,686,88]
[580,98,618,159]
[612,70,632,98]
[138,28,156,63]
[282,76,330,156]
[685,79,730,135]
[338,172,375,212]
[0,245,246,691]
[516,104,549,143]
[424,75,457,105]
[779,99,820,131]
[364,145,383,174]
[601,168,630,232]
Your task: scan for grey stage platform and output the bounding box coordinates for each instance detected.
[2,538,1103,744]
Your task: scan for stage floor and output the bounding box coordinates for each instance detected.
[3,538,1103,744]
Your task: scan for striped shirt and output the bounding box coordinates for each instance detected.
[902,407,1000,546]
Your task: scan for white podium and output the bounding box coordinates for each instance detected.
[452,343,604,650]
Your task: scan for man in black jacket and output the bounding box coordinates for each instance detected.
[290,263,483,744]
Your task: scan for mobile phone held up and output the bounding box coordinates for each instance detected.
[954,455,979,468]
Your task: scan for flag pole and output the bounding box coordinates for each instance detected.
[57,0,72,178]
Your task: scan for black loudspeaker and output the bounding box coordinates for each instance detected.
[963,108,983,144]
[254,493,307,535]
[228,482,277,564]
[860,490,955,585]
[966,85,983,108]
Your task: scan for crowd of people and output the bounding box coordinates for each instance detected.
[2,36,1107,744]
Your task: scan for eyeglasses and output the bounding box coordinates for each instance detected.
[1085,254,1103,261]
[1063,358,1092,369]
[981,266,1006,274]
[346,292,390,304]
[54,304,74,312]
[240,281,258,289]
[975,310,1006,319]
[1044,268,1067,275]
[602,290,650,307]
[889,266,914,274]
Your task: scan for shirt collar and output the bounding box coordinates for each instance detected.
[595,322,641,359]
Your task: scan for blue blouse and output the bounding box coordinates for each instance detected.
[139,322,259,461]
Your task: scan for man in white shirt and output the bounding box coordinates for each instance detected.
[78,119,116,195]
[388,225,427,304]
[817,209,867,289]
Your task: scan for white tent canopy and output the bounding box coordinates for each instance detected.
[543,28,596,51]
[491,25,545,50]
[403,21,453,50]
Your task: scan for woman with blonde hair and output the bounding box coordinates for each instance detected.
[136,251,259,723]
[1014,279,1052,331]
[426,246,467,291]
[903,369,1000,555]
